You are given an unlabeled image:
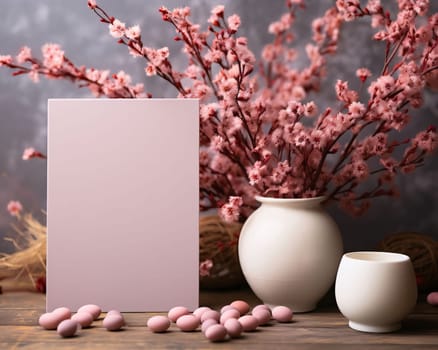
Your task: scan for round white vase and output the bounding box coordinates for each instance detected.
[238,196,343,312]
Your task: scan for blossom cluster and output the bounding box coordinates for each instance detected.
[1,0,437,221]
[0,43,147,98]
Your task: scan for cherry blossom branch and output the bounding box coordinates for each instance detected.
[0,46,147,98]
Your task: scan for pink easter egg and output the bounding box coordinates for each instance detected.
[230,300,250,315]
[224,318,243,338]
[193,306,211,319]
[39,312,62,330]
[252,308,272,325]
[106,310,122,317]
[220,305,237,314]
[252,304,271,314]
[176,314,200,332]
[147,315,171,333]
[52,307,72,322]
[220,309,240,324]
[200,310,220,323]
[168,306,190,322]
[205,324,228,342]
[57,319,79,338]
[427,292,438,306]
[238,315,259,331]
[71,311,94,328]
[201,318,218,334]
[103,314,125,331]
[272,306,293,323]
[77,304,101,320]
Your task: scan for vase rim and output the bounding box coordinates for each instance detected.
[255,195,327,204]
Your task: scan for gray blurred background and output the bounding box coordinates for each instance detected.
[0,0,437,253]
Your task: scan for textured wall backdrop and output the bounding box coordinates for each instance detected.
[0,0,437,252]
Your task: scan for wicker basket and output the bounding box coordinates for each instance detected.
[377,232,438,291]
[199,215,246,290]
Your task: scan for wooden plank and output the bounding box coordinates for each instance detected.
[0,291,45,309]
[0,291,437,350]
[1,316,437,345]
[2,342,438,350]
[1,324,438,349]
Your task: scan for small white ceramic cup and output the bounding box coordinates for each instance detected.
[335,251,417,333]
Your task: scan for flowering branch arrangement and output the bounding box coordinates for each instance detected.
[0,0,437,222]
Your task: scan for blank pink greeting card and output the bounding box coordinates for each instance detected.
[47,99,199,312]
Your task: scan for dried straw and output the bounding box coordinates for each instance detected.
[0,214,46,291]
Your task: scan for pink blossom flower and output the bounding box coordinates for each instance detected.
[212,5,225,17]
[16,46,32,63]
[352,160,369,180]
[125,25,141,40]
[113,70,132,87]
[109,19,126,38]
[268,12,293,35]
[335,80,358,103]
[208,5,225,26]
[227,14,241,33]
[219,196,243,222]
[356,67,372,82]
[144,47,167,66]
[271,160,292,184]
[86,68,109,84]
[336,0,361,22]
[303,101,318,117]
[366,0,381,13]
[247,161,266,186]
[158,47,169,60]
[348,101,365,118]
[145,64,156,76]
[171,7,190,19]
[199,259,213,277]
[294,131,309,148]
[0,55,13,66]
[368,75,395,97]
[22,147,46,160]
[292,86,306,100]
[210,135,225,151]
[87,0,97,9]
[217,78,238,100]
[310,129,329,149]
[229,196,243,207]
[7,200,23,217]
[22,147,36,160]
[42,43,64,70]
[412,0,429,16]
[413,129,437,152]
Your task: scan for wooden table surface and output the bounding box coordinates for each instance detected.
[1,289,437,349]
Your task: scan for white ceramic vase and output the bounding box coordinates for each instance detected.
[238,196,343,312]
